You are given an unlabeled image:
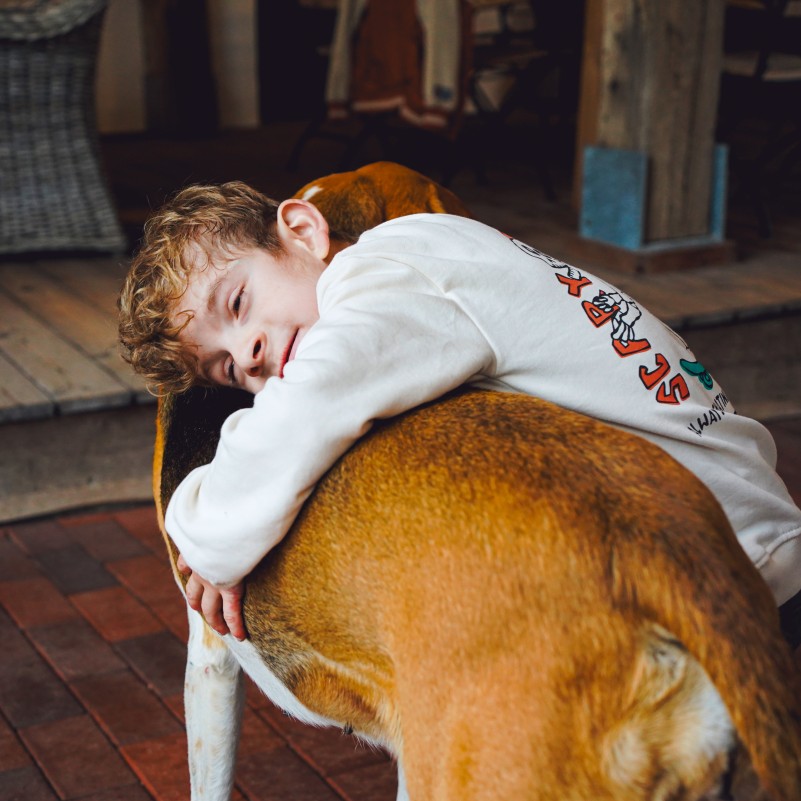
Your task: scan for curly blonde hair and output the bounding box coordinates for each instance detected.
[118,181,283,395]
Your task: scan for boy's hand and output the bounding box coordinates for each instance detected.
[176,554,246,640]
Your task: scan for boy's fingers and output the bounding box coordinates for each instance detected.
[184,571,243,640]
[222,588,246,641]
[201,588,230,637]
[184,575,203,612]
[176,554,191,576]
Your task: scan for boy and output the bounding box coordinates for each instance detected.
[119,180,801,648]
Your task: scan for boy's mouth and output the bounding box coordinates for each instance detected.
[279,330,298,378]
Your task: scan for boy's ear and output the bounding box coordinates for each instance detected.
[276,198,330,260]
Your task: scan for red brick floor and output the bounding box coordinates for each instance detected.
[0,504,396,801]
[1,417,799,801]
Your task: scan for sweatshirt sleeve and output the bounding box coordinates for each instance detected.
[164,261,496,587]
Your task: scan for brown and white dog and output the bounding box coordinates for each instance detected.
[150,164,801,801]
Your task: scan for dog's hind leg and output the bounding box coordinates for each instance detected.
[184,608,244,801]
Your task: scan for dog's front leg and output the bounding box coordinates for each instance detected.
[185,607,244,800]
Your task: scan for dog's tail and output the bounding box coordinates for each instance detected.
[618,506,801,801]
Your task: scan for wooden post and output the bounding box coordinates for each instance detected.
[140,0,219,134]
[573,0,605,210]
[599,0,725,240]
[573,0,732,271]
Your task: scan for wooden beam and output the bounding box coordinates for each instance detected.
[139,0,218,133]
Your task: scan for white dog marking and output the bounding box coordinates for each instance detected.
[300,184,323,201]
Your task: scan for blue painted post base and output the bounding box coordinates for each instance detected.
[577,144,734,273]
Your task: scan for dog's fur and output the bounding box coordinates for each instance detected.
[150,163,801,800]
[292,161,473,242]
[155,388,801,801]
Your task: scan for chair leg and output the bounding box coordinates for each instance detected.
[287,112,327,172]
[338,114,392,169]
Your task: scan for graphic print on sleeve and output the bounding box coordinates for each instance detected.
[507,237,733,434]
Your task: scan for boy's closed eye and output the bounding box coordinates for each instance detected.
[223,287,245,385]
[231,287,244,316]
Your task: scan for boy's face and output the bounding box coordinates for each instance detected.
[175,199,331,394]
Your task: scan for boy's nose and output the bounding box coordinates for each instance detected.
[239,334,265,376]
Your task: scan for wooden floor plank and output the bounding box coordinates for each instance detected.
[0,263,148,397]
[0,351,55,423]
[0,291,132,414]
[735,254,801,308]
[0,263,118,353]
[33,259,153,402]
[594,255,801,327]
[38,257,130,311]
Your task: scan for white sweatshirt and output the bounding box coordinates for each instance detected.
[166,214,801,603]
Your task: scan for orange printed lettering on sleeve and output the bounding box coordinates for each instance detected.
[640,353,671,389]
[582,299,617,327]
[612,338,652,358]
[556,274,593,297]
[656,374,690,405]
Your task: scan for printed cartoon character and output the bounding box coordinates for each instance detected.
[590,290,643,347]
[511,238,646,349]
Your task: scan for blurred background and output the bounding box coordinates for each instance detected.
[95,0,801,254]
[1,4,801,799]
[93,0,587,248]
[0,0,799,255]
[1,0,800,519]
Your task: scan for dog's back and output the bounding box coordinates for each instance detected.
[212,390,799,801]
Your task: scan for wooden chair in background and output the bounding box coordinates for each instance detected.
[287,0,581,197]
[0,0,126,255]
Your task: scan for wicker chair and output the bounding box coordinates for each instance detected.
[0,0,126,255]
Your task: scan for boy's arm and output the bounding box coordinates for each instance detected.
[165,279,496,588]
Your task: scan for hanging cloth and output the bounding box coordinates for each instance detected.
[326,0,471,131]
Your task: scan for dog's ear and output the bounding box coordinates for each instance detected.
[155,387,253,512]
[154,386,253,571]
